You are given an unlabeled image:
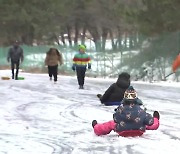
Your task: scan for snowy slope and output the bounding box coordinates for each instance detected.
[0,70,180,154]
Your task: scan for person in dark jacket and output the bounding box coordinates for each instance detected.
[97,72,143,106]
[92,86,160,136]
[7,41,24,80]
[97,72,130,105]
[72,45,91,89]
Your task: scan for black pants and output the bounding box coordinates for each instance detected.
[76,67,86,86]
[11,60,20,79]
[48,65,58,81]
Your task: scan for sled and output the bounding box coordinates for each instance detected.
[18,77,25,80]
[97,94,121,106]
[1,77,10,80]
[105,102,121,106]
[162,72,175,81]
[117,130,144,137]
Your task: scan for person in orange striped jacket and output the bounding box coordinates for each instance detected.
[72,45,91,89]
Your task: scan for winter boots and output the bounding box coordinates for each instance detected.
[97,94,102,99]
[153,111,160,120]
[97,94,104,104]
[15,75,18,80]
[12,74,18,80]
[92,120,97,128]
[79,85,84,89]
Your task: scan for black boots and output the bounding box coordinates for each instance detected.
[12,74,18,80]
[92,120,97,128]
[79,85,84,89]
[15,75,18,80]
[97,94,102,99]
[153,111,160,120]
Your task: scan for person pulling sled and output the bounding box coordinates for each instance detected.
[7,41,24,80]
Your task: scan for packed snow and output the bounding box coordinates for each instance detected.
[0,70,180,154]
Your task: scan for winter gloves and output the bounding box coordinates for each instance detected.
[88,63,91,69]
[72,65,76,71]
[72,64,91,71]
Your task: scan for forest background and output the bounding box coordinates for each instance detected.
[0,0,180,81]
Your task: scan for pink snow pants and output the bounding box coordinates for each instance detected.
[146,117,159,130]
[93,117,160,136]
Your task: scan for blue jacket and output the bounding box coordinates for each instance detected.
[113,104,153,132]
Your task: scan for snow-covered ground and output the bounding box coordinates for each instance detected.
[0,70,180,154]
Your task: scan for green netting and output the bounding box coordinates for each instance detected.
[0,45,75,73]
[0,31,180,81]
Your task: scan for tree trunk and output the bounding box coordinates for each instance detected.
[117,26,122,50]
[21,25,34,45]
[124,32,128,50]
[74,22,79,46]
[117,27,123,64]
[88,26,101,52]
[61,33,65,45]
[101,27,108,51]
[129,34,133,50]
[67,25,72,47]
[109,29,116,51]
[53,33,60,45]
[81,26,86,45]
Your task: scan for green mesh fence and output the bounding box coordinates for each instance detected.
[0,45,76,73]
[0,31,180,81]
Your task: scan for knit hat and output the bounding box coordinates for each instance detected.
[124,86,137,100]
[79,44,86,51]
[118,72,130,80]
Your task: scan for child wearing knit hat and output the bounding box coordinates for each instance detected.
[72,45,91,89]
[92,86,160,137]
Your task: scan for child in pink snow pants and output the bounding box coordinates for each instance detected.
[92,86,160,136]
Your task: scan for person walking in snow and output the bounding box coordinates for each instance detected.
[45,48,63,82]
[97,72,143,106]
[72,45,91,89]
[92,86,160,137]
[7,41,24,80]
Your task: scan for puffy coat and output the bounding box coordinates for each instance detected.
[100,73,130,104]
[45,50,63,66]
[73,52,91,69]
[113,104,154,132]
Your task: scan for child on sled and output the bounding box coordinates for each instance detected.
[97,72,143,106]
[92,86,160,137]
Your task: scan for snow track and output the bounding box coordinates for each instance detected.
[0,71,180,154]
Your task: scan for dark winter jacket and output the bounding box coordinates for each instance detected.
[7,46,24,63]
[113,104,154,132]
[100,73,130,105]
